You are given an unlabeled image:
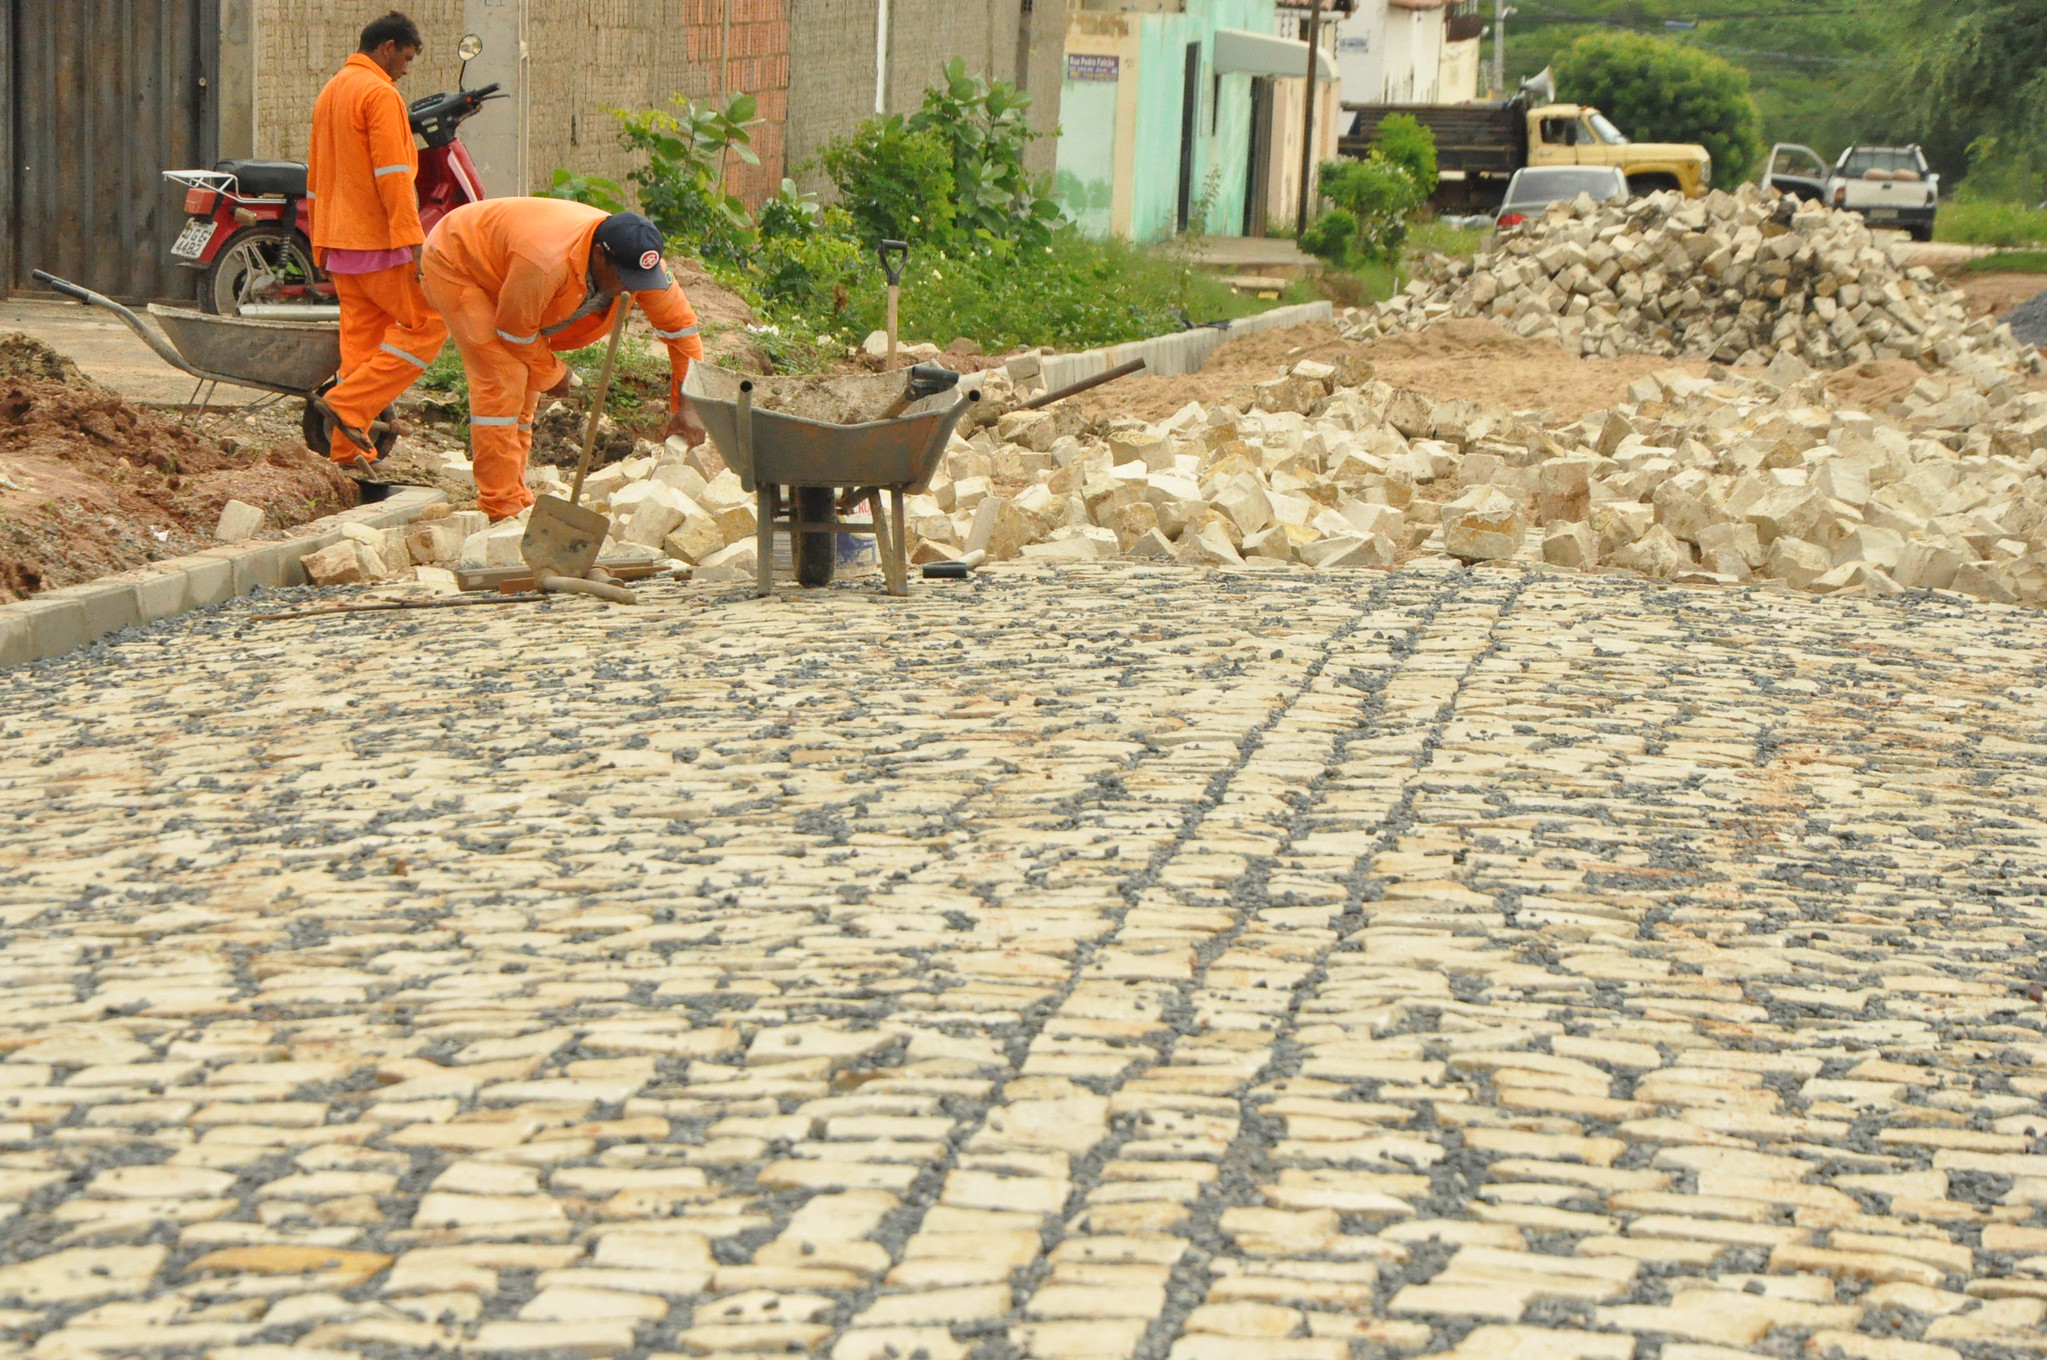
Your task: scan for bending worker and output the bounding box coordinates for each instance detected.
[306,10,447,464]
[423,199,708,521]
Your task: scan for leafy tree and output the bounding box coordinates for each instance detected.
[1310,155,1427,266]
[916,58,1064,249]
[1901,1,2047,195]
[1371,113,1438,199]
[1554,31,1764,187]
[611,93,762,264]
[823,60,1061,252]
[819,118,958,248]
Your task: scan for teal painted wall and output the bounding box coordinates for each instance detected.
[1055,0,1279,244]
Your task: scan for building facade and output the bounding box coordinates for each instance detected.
[1321,0,1480,107]
[1053,0,1339,244]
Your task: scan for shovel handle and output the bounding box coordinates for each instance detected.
[569,298,634,506]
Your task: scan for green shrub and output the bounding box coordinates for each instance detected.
[1317,156,1425,264]
[915,58,1062,249]
[1372,113,1439,200]
[613,93,761,264]
[822,59,1060,252]
[539,168,625,214]
[1300,210,1360,267]
[819,117,958,248]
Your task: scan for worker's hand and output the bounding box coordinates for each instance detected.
[666,397,708,448]
[542,367,575,400]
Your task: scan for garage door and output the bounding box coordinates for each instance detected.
[4,0,217,302]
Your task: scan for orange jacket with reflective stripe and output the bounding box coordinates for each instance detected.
[425,198,705,405]
[307,54,424,263]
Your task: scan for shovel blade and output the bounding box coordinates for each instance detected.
[521,494,610,579]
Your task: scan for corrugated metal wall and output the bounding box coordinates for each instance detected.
[3,0,218,302]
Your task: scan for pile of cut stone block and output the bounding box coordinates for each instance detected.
[1347,183,2042,373]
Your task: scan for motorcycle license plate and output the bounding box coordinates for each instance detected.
[170,218,217,259]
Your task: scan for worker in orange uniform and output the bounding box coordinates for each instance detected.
[422,199,707,521]
[306,11,448,465]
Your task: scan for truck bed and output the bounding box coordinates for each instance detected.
[1341,103,1523,177]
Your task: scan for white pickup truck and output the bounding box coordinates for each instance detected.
[1761,143,1939,241]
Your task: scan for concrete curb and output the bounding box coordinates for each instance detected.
[1039,300,1334,392]
[0,485,447,670]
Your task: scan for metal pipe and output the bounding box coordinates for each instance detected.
[1016,357,1147,411]
[1295,0,1325,235]
[1492,0,1516,100]
[874,0,891,115]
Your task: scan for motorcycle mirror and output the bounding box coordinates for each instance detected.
[457,32,483,88]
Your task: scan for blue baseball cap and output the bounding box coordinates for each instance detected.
[593,212,671,290]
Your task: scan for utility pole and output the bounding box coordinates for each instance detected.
[1491,0,1517,99]
[1296,0,1325,234]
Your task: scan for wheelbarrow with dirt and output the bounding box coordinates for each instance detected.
[686,357,1150,597]
[31,270,399,467]
[686,362,983,597]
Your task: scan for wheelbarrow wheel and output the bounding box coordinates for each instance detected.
[302,381,400,461]
[792,487,837,588]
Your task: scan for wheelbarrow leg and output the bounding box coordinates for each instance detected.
[754,484,776,597]
[870,488,908,597]
[889,488,909,597]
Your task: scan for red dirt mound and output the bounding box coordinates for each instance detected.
[0,348,357,602]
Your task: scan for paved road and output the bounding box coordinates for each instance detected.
[1,563,2044,1360]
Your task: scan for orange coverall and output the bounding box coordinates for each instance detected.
[306,53,447,453]
[422,199,705,521]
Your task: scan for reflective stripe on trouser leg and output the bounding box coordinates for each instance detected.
[324,265,449,437]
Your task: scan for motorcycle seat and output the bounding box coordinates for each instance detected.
[215,159,307,198]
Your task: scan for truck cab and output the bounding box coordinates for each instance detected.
[1525,103,1712,199]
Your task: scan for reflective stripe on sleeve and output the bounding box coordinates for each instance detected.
[374,164,411,177]
[653,324,700,340]
[380,343,430,369]
[495,329,539,345]
[471,415,520,427]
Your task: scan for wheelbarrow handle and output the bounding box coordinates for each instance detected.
[31,270,95,305]
[31,269,202,380]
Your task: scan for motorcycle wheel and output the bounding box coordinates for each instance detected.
[792,486,837,588]
[201,224,320,316]
[302,381,400,461]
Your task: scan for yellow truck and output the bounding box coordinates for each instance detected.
[1341,74,1712,209]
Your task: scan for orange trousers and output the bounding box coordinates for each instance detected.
[325,263,447,456]
[422,255,545,521]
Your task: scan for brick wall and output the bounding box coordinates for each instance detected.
[251,0,789,210]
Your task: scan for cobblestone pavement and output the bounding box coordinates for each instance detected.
[2,563,2046,1360]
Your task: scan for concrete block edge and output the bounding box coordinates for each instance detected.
[1038,301,1335,392]
[0,485,448,671]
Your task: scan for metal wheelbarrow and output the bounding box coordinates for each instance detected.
[30,270,397,463]
[686,362,981,597]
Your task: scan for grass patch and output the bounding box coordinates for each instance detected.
[1936,200,2047,248]
[766,232,1283,355]
[1964,249,2047,274]
[1407,218,1491,259]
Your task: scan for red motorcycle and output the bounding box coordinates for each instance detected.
[163,54,502,315]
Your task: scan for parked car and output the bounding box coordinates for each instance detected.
[1761,142,1939,241]
[1495,165,1629,229]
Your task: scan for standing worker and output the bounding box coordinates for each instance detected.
[307,10,448,465]
[422,199,708,522]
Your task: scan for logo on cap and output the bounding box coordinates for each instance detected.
[639,250,661,270]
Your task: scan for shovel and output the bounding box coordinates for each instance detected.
[521,298,633,582]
